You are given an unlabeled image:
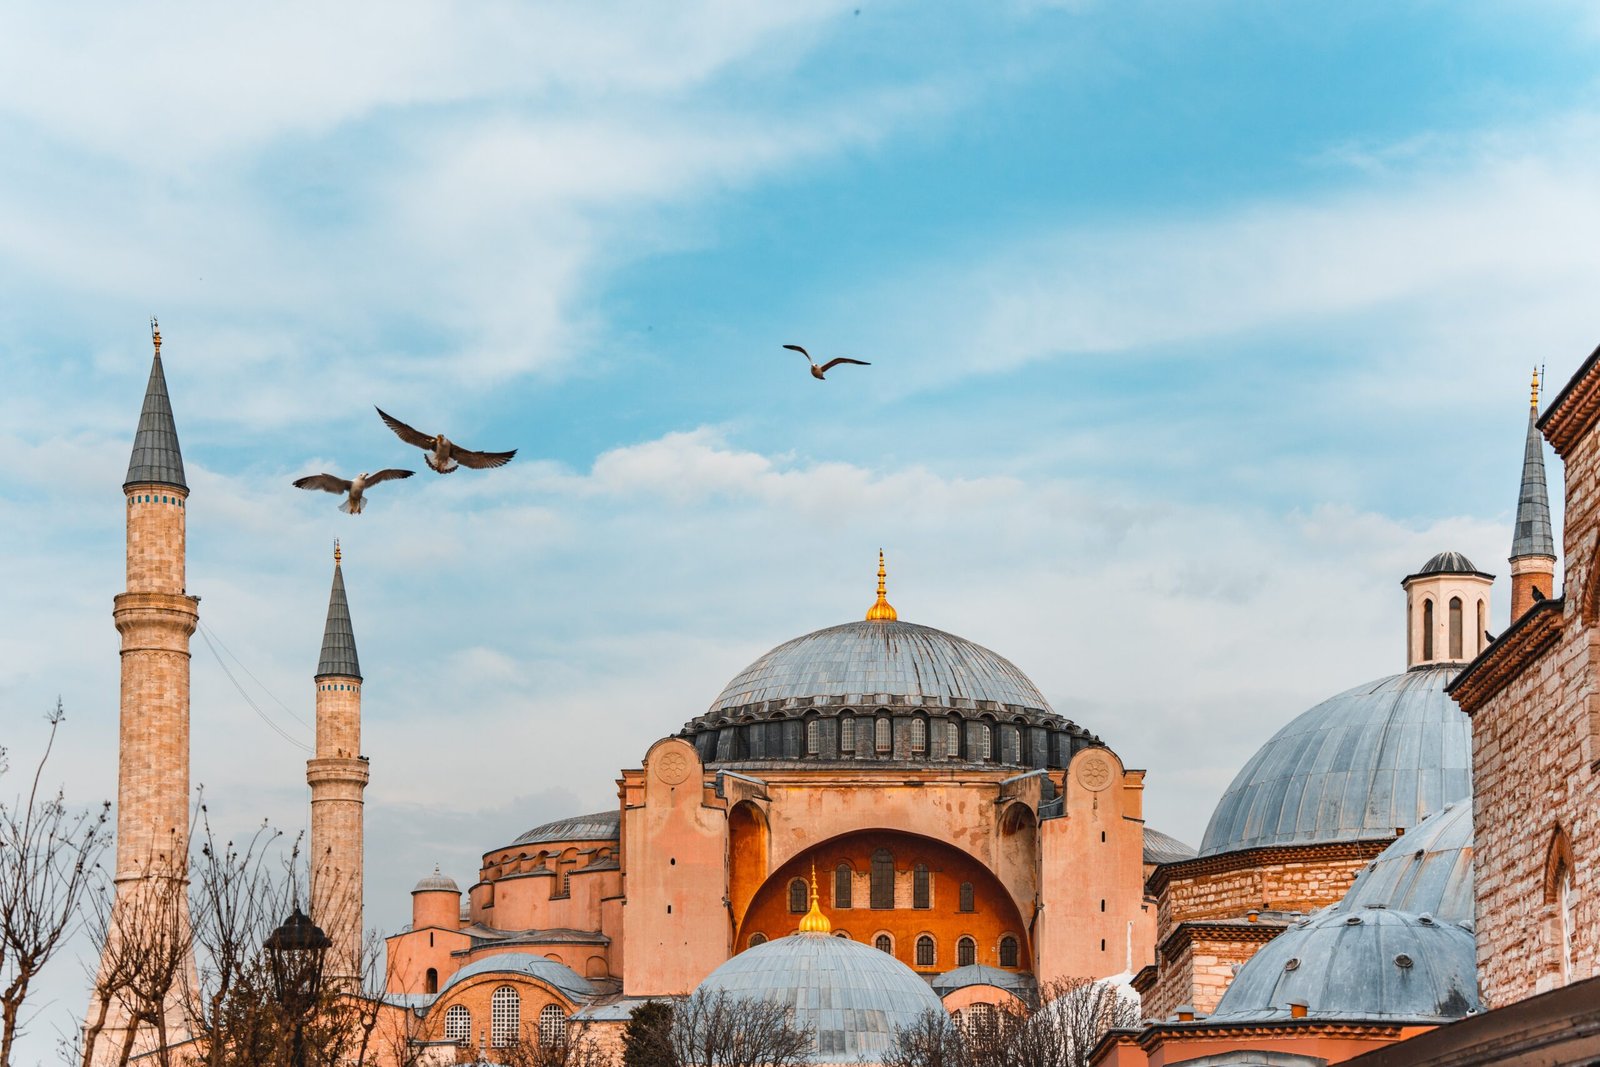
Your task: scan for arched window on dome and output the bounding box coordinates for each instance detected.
[998,935,1019,968]
[788,877,808,914]
[805,718,820,757]
[1477,599,1486,654]
[840,714,856,753]
[959,882,975,913]
[913,864,930,909]
[491,986,520,1047]
[947,717,961,759]
[871,849,894,909]
[966,1003,997,1035]
[875,716,892,754]
[874,933,893,954]
[748,932,767,948]
[539,1005,567,1047]
[424,968,438,994]
[915,935,935,968]
[1422,599,1435,660]
[834,930,850,940]
[1449,596,1463,659]
[835,864,853,909]
[910,717,927,755]
[979,723,994,761]
[444,1005,471,1044]
[957,936,977,968]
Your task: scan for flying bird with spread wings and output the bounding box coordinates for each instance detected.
[375,407,518,473]
[292,469,415,514]
[783,344,871,380]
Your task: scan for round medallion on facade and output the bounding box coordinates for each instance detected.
[656,748,691,785]
[1076,752,1113,791]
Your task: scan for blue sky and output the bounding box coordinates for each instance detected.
[3,1,1600,1055]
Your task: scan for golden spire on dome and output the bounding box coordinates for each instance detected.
[798,862,831,934]
[150,317,161,355]
[334,539,342,565]
[865,549,897,621]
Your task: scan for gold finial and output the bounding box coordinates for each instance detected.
[798,861,831,934]
[1531,366,1540,411]
[333,539,342,565]
[865,549,898,621]
[150,317,162,355]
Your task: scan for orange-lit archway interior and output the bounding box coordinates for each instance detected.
[736,830,1032,977]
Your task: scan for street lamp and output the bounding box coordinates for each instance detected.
[265,906,330,1067]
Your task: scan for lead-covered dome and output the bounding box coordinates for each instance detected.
[695,932,945,1063]
[1199,666,1470,857]
[1331,799,1474,924]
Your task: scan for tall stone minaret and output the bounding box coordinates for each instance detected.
[308,542,368,983]
[97,319,198,1058]
[1510,367,1557,623]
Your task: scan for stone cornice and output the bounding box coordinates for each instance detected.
[1130,964,1157,995]
[1537,340,1600,457]
[1447,598,1565,715]
[1135,1019,1408,1049]
[1158,919,1286,961]
[1146,839,1389,895]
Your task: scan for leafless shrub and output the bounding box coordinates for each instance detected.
[669,989,809,1067]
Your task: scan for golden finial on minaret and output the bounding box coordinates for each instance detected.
[150,316,162,355]
[333,539,342,565]
[798,861,831,934]
[1531,366,1541,411]
[865,549,898,622]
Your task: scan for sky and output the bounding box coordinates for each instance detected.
[3,0,1600,1059]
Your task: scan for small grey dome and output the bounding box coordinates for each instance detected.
[412,865,460,894]
[1410,551,1489,578]
[695,932,945,1063]
[1199,666,1471,857]
[1212,908,1480,1023]
[1332,800,1473,924]
[710,620,1051,714]
[930,964,1034,997]
[439,952,595,1001]
[512,810,620,847]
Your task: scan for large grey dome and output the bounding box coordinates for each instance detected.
[512,810,620,848]
[1331,800,1473,925]
[1212,908,1479,1023]
[1200,666,1470,857]
[694,932,945,1063]
[711,620,1051,713]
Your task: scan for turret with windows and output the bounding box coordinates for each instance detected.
[1402,551,1495,667]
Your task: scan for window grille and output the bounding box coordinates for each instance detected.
[875,934,893,954]
[916,935,935,967]
[959,882,975,912]
[840,716,856,752]
[910,718,926,753]
[875,717,892,753]
[539,1005,566,1047]
[806,719,820,756]
[947,719,961,758]
[749,932,767,947]
[979,723,993,760]
[999,935,1019,968]
[870,850,894,909]
[444,1005,471,1044]
[835,864,853,909]
[491,986,520,1047]
[789,878,808,913]
[957,936,976,967]
[913,864,930,909]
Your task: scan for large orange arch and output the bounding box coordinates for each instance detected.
[734,828,1032,977]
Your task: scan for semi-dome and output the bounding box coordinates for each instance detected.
[1199,667,1471,857]
[1211,908,1479,1023]
[694,931,945,1064]
[512,810,620,848]
[1331,800,1474,924]
[438,952,596,1001]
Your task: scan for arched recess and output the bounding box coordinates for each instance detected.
[996,802,1039,913]
[1543,826,1578,986]
[728,800,770,928]
[732,828,1033,972]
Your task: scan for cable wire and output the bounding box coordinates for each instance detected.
[196,626,312,752]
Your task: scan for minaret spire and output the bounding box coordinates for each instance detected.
[865,549,898,621]
[123,318,187,492]
[1509,366,1557,622]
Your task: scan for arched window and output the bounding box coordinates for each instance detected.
[966,1003,996,1034]
[1449,596,1463,659]
[875,934,893,954]
[444,1005,471,1044]
[835,864,853,909]
[910,718,927,754]
[788,877,808,914]
[947,718,961,759]
[1422,599,1435,660]
[998,935,1019,968]
[1559,865,1575,983]
[748,932,767,948]
[916,935,936,967]
[875,717,892,754]
[870,849,894,909]
[805,719,820,756]
[539,1005,567,1047]
[979,723,993,760]
[1477,599,1486,653]
[491,986,520,1047]
[834,930,850,940]
[913,864,930,909]
[840,715,856,753]
[425,967,438,994]
[958,882,975,913]
[957,936,976,968]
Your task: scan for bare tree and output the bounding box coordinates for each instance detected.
[491,1026,614,1067]
[0,701,110,1067]
[885,977,1140,1067]
[669,989,809,1067]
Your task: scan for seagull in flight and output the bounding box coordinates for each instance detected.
[783,344,871,380]
[375,407,518,473]
[292,470,414,514]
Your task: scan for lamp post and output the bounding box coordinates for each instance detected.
[265,906,330,1067]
